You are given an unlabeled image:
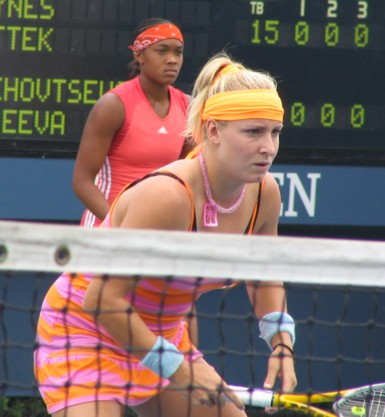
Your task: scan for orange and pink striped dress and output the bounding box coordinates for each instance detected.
[34,172,263,414]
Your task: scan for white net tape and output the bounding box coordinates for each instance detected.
[1,220,384,401]
[0,220,384,286]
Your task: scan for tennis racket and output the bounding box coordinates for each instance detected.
[228,382,385,417]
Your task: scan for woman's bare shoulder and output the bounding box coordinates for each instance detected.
[112,169,194,231]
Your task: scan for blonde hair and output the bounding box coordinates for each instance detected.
[185,53,278,143]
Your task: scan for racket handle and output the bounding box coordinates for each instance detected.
[228,385,274,408]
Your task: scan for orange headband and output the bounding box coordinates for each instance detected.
[202,89,284,122]
[213,64,241,83]
[129,23,183,52]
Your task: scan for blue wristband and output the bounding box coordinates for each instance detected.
[259,312,296,350]
[140,336,184,379]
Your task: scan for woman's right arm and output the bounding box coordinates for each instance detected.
[83,177,244,409]
[72,93,125,221]
[83,271,243,408]
[83,274,158,355]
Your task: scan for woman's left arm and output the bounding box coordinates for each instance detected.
[245,280,297,392]
[247,173,297,392]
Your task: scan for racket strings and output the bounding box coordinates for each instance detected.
[367,389,385,417]
[337,388,385,417]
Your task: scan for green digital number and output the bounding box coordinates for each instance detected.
[265,20,279,44]
[290,102,306,127]
[294,21,309,46]
[289,103,367,130]
[320,103,336,127]
[251,20,279,45]
[251,20,261,44]
[325,22,339,47]
[354,24,369,48]
[351,104,365,128]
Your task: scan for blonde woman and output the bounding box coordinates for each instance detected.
[35,53,297,417]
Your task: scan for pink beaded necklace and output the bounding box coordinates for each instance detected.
[198,152,246,227]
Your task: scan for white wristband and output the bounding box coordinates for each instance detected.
[140,336,184,379]
[259,312,296,350]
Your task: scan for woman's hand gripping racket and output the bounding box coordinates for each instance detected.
[227,382,385,417]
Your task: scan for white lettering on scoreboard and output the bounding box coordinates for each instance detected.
[272,172,322,218]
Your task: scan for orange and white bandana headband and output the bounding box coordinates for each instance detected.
[129,23,183,52]
[202,89,284,122]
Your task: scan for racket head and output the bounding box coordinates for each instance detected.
[333,383,385,417]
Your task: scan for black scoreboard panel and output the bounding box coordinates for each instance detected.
[0,0,384,164]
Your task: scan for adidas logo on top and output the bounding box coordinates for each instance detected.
[158,126,168,134]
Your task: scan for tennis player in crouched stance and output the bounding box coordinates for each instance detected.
[34,53,297,417]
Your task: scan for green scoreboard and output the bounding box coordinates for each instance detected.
[0,0,384,165]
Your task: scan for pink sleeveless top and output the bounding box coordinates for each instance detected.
[81,76,188,227]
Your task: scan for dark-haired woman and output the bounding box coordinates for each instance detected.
[73,18,193,228]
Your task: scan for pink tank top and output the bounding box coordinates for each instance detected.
[81,76,188,227]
